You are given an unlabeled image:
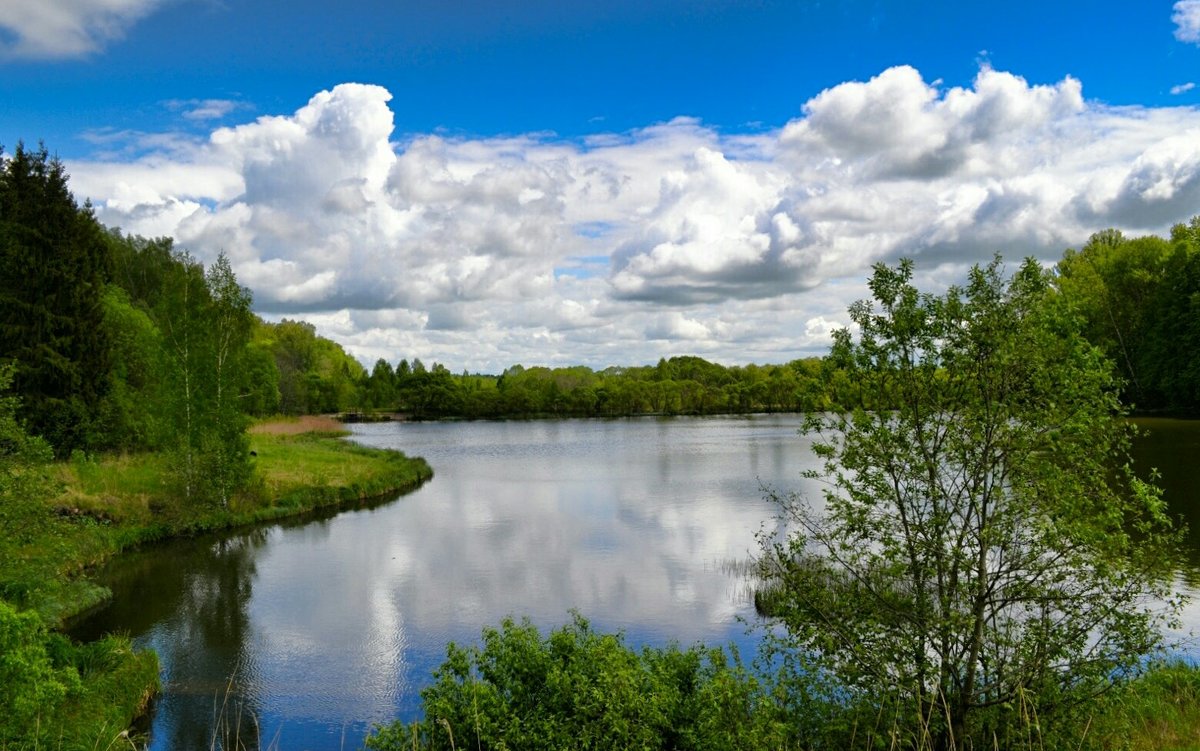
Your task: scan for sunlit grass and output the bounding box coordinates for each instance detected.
[250,431,414,497]
[6,429,430,626]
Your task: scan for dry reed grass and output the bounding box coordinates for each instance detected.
[249,416,346,435]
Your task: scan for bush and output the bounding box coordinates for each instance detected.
[0,600,81,743]
[366,614,787,751]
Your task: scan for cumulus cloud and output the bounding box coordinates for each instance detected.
[1172,82,1197,95]
[611,147,798,304]
[1175,0,1200,44]
[69,68,1200,371]
[0,0,165,59]
[780,66,1083,179]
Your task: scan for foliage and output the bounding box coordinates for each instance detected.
[0,599,158,751]
[760,257,1183,750]
[257,318,367,415]
[0,363,59,547]
[94,285,166,451]
[1086,661,1200,751]
[155,250,255,505]
[0,600,80,743]
[366,615,786,751]
[355,353,835,419]
[1056,217,1200,412]
[0,142,112,455]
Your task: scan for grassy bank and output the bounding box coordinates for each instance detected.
[0,419,431,750]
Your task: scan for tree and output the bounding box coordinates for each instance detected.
[0,142,111,453]
[367,358,396,409]
[203,253,254,506]
[157,251,252,506]
[0,363,57,549]
[157,251,213,501]
[1055,230,1171,407]
[0,601,80,744]
[94,285,165,451]
[760,257,1181,749]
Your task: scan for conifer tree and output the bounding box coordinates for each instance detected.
[0,143,111,453]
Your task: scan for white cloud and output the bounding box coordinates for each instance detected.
[69,68,1200,372]
[165,98,247,121]
[0,0,165,59]
[1174,0,1200,44]
[1172,82,1196,95]
[646,312,711,341]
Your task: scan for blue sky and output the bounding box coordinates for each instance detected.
[2,1,1200,370]
[3,1,1196,152]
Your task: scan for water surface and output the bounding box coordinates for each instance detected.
[74,416,823,750]
[71,415,1200,750]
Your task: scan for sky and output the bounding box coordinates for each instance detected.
[2,0,1200,372]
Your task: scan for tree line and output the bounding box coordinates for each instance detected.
[1056,217,1200,413]
[357,220,1200,420]
[6,140,1200,471]
[359,355,835,419]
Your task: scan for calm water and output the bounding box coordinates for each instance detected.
[70,416,1200,751]
[72,416,827,751]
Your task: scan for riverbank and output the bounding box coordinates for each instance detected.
[0,420,432,750]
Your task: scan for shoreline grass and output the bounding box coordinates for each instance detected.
[0,423,431,750]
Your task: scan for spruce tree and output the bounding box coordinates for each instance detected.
[0,142,111,453]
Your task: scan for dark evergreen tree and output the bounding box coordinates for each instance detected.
[0,142,111,454]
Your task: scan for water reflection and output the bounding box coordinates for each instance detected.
[74,529,268,750]
[73,416,822,750]
[76,416,1200,750]
[1131,418,1200,564]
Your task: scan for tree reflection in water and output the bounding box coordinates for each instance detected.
[74,528,269,750]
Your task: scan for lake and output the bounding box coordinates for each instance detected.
[70,415,1200,751]
[72,415,827,750]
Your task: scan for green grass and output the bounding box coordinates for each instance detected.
[1086,662,1200,751]
[250,431,430,507]
[42,635,160,751]
[14,430,432,624]
[0,428,431,750]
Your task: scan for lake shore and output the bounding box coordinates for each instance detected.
[0,420,432,749]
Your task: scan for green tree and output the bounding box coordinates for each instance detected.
[0,363,57,550]
[203,253,254,506]
[240,337,281,416]
[367,358,397,409]
[94,285,165,451]
[1055,230,1171,407]
[157,252,252,505]
[0,601,81,744]
[761,257,1181,749]
[0,142,111,453]
[157,252,211,501]
[260,319,365,414]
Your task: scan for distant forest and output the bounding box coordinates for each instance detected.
[4,141,1200,465]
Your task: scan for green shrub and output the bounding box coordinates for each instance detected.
[0,600,81,743]
[367,614,787,751]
